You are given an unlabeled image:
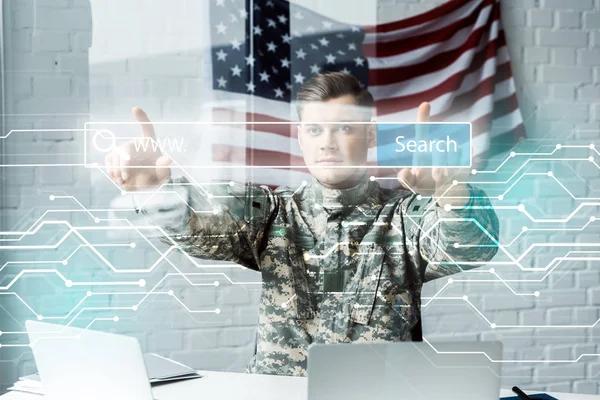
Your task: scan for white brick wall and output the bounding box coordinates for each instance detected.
[381,0,600,395]
[1,0,600,395]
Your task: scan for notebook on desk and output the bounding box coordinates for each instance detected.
[10,352,200,392]
[14,320,202,399]
[143,353,201,384]
[501,395,559,400]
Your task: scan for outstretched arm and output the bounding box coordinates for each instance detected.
[104,107,278,271]
[133,177,277,271]
[397,103,499,282]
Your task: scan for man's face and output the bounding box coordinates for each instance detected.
[297,95,376,189]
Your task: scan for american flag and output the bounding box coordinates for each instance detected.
[209,0,525,188]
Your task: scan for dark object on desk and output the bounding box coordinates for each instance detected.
[501,394,559,400]
[512,386,532,400]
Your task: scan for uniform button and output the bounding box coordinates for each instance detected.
[353,303,360,309]
[371,275,377,281]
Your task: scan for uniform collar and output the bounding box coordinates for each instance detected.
[311,173,371,208]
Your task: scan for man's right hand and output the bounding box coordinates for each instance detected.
[105,107,172,191]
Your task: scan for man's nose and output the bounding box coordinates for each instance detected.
[319,128,338,150]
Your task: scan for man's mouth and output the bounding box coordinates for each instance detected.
[316,157,343,165]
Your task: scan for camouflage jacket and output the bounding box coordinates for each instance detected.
[134,174,499,377]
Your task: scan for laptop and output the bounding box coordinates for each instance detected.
[307,341,503,400]
[26,320,156,400]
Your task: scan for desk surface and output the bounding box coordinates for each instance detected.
[1,370,598,400]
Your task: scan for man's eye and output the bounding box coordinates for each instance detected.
[308,127,322,135]
[337,125,352,132]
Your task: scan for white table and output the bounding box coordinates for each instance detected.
[1,370,598,400]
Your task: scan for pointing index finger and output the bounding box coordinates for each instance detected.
[413,102,431,169]
[132,106,157,139]
[417,102,430,123]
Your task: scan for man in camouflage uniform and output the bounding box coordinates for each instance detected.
[105,72,499,377]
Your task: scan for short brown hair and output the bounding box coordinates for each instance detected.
[296,72,374,120]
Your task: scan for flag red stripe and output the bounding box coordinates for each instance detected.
[362,0,494,58]
[373,39,509,117]
[363,0,483,34]
[367,4,500,85]
[431,62,513,124]
[363,0,489,46]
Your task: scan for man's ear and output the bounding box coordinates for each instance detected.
[366,122,377,148]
